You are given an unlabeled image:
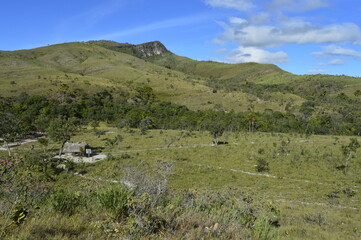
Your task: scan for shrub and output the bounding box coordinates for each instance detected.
[253,215,276,240]
[343,187,356,197]
[120,153,132,159]
[256,158,270,172]
[50,189,84,216]
[96,186,134,220]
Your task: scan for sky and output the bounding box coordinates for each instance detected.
[1,0,361,76]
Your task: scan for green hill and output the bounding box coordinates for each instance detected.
[1,40,361,117]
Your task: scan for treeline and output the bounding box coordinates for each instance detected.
[0,86,360,140]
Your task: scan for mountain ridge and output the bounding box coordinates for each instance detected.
[1,40,361,119]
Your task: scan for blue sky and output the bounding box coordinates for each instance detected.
[2,0,361,76]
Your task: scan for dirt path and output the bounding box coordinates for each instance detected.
[109,143,215,153]
[274,199,359,210]
[0,138,39,151]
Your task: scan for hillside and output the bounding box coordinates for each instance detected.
[1,40,361,119]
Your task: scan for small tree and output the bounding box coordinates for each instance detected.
[208,122,226,145]
[0,112,23,156]
[139,117,154,135]
[105,134,123,158]
[341,138,360,174]
[133,86,156,106]
[256,158,270,172]
[47,117,78,156]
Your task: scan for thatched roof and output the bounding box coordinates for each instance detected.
[63,142,89,153]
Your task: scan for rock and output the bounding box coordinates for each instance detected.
[57,164,67,170]
[134,41,169,58]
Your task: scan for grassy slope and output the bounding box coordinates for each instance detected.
[146,52,286,83]
[2,40,361,114]
[0,41,304,112]
[7,128,361,239]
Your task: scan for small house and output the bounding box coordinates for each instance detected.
[63,142,91,156]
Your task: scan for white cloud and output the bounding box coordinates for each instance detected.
[313,45,361,59]
[308,68,326,74]
[226,47,289,63]
[229,17,248,25]
[267,0,329,12]
[327,59,345,65]
[204,0,254,11]
[205,0,361,68]
[320,59,346,66]
[217,19,361,48]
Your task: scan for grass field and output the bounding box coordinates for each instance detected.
[6,126,361,239]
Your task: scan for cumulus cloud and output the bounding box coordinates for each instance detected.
[206,0,361,67]
[313,45,361,59]
[204,0,254,11]
[226,47,289,63]
[267,0,329,12]
[216,18,361,48]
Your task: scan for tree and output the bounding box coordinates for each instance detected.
[133,86,156,106]
[139,117,154,135]
[208,121,226,145]
[47,117,78,156]
[247,113,257,133]
[104,134,123,158]
[0,112,23,156]
[341,138,360,174]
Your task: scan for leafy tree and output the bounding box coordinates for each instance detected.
[208,121,226,145]
[256,158,270,172]
[47,117,78,156]
[0,112,23,156]
[341,138,360,174]
[139,117,154,135]
[133,86,156,106]
[247,113,257,133]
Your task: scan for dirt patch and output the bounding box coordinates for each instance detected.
[54,154,107,163]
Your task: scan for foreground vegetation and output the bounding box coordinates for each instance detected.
[1,126,360,239]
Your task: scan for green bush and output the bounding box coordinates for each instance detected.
[96,186,134,220]
[253,215,277,240]
[256,158,270,172]
[50,189,84,216]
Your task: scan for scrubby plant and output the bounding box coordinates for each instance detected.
[50,189,84,216]
[96,186,134,220]
[256,158,270,172]
[253,215,276,240]
[341,138,360,174]
[0,157,50,237]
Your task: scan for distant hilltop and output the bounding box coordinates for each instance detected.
[87,40,170,58]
